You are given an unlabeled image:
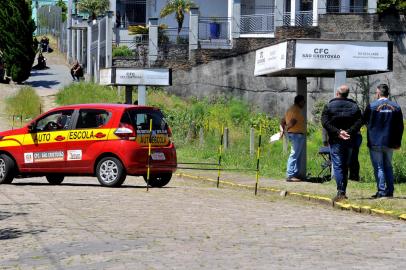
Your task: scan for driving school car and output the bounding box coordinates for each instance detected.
[0,104,177,187]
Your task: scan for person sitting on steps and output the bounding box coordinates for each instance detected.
[70,60,84,81]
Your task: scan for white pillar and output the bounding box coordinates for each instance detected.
[77,30,81,63]
[340,0,350,13]
[148,18,158,65]
[312,0,319,26]
[67,0,72,62]
[334,70,347,97]
[87,22,92,75]
[97,19,101,83]
[368,0,377,13]
[274,0,284,27]
[106,11,113,68]
[72,29,76,61]
[290,0,300,26]
[297,77,307,179]
[138,85,147,105]
[189,8,199,52]
[231,0,240,38]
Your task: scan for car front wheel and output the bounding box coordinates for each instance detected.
[96,157,126,187]
[0,154,16,184]
[46,175,65,185]
[143,173,172,187]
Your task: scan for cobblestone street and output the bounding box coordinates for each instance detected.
[1,176,406,269]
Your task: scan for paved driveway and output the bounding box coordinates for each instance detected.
[1,176,406,269]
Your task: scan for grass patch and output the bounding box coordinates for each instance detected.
[5,86,42,120]
[56,82,124,105]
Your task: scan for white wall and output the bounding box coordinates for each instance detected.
[150,0,229,29]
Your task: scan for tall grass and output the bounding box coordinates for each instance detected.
[5,86,42,119]
[54,84,406,183]
[56,82,124,105]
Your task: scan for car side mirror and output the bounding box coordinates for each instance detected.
[28,122,36,133]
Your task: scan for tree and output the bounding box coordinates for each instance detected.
[160,0,196,33]
[77,0,109,20]
[0,0,36,83]
[377,0,406,15]
[56,0,68,22]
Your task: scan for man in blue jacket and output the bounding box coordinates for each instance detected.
[364,84,404,198]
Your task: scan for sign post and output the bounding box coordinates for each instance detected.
[100,68,172,104]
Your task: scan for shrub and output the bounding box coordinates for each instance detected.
[112,45,133,57]
[5,86,41,119]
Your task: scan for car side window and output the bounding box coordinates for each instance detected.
[36,110,74,132]
[75,109,111,129]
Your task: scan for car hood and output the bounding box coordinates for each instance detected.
[0,127,27,138]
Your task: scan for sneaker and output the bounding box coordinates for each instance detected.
[286,177,302,182]
[371,193,385,199]
[333,194,347,202]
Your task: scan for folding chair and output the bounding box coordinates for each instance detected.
[317,146,331,179]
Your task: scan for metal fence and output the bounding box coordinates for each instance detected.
[36,5,67,53]
[198,17,231,41]
[161,27,189,45]
[283,11,313,27]
[240,13,275,34]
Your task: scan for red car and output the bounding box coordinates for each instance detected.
[0,104,177,187]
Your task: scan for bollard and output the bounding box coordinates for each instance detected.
[224,127,229,150]
[199,127,204,147]
[217,125,224,188]
[146,119,153,192]
[250,127,255,156]
[255,125,262,196]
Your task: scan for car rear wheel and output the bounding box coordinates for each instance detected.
[96,157,126,187]
[143,173,172,187]
[46,175,65,185]
[0,154,16,184]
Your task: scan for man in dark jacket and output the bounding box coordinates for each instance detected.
[321,85,363,201]
[364,84,404,198]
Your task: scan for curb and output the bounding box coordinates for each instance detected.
[176,172,406,222]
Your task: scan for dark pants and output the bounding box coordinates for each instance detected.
[71,69,82,81]
[349,134,362,181]
[330,141,353,195]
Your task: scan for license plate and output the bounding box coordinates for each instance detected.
[151,152,165,161]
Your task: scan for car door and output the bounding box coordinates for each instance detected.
[22,109,74,173]
[65,109,112,172]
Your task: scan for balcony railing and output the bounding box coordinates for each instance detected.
[240,13,275,34]
[161,27,189,45]
[283,11,313,27]
[326,5,368,13]
[198,17,231,41]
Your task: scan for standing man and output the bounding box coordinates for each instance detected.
[281,95,306,182]
[364,84,404,198]
[322,85,363,201]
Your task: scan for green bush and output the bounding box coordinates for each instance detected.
[56,82,123,105]
[6,86,41,119]
[112,45,133,57]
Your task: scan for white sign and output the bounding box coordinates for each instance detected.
[99,69,112,85]
[116,69,171,86]
[295,40,389,71]
[67,150,82,161]
[254,42,287,76]
[24,153,34,164]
